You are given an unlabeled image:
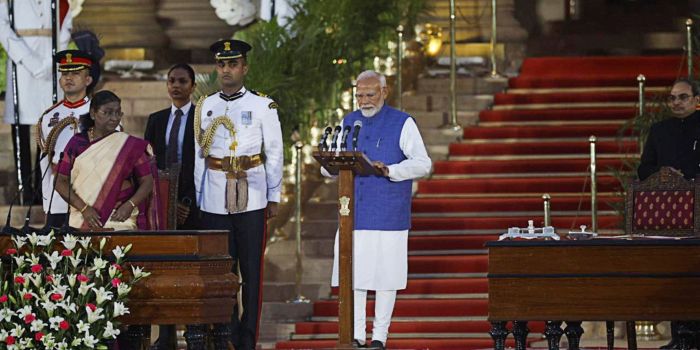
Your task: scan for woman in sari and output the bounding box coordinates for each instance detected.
[55,90,162,230]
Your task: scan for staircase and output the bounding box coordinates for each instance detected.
[273,55,685,349]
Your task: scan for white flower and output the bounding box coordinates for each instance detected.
[91,257,108,272]
[57,297,77,314]
[78,236,91,249]
[78,282,94,296]
[17,305,33,318]
[117,283,131,296]
[37,232,53,246]
[0,308,14,322]
[131,265,150,279]
[28,253,40,265]
[111,246,126,260]
[61,234,78,250]
[27,232,40,246]
[112,302,130,317]
[49,316,64,331]
[86,306,104,324]
[29,274,42,288]
[19,337,32,348]
[70,337,82,347]
[0,329,7,341]
[108,264,119,278]
[44,251,62,270]
[67,274,77,288]
[83,332,99,348]
[12,255,25,268]
[10,324,24,337]
[30,319,46,332]
[41,301,58,316]
[67,254,82,269]
[57,341,69,350]
[92,287,113,305]
[102,321,120,339]
[11,235,27,248]
[99,237,107,251]
[41,333,56,348]
[76,320,90,333]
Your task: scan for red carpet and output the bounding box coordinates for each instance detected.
[275,56,676,349]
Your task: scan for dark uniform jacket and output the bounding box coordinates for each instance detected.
[638,111,700,181]
[144,106,199,229]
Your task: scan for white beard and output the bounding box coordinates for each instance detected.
[359,102,383,117]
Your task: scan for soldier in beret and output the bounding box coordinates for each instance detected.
[193,39,283,350]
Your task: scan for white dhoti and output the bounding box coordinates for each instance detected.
[331,229,407,344]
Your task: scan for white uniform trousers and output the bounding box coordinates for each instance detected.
[354,289,397,344]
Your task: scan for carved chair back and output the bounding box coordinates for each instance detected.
[156,164,181,230]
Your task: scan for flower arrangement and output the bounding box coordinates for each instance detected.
[0,232,150,349]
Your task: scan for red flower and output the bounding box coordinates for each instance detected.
[34,332,44,341]
[23,293,33,300]
[24,313,35,324]
[77,274,89,283]
[30,264,42,273]
[111,263,122,271]
[46,275,54,283]
[5,335,15,345]
[14,276,25,284]
[59,320,69,330]
[5,248,17,255]
[111,278,121,287]
[0,295,7,303]
[60,249,72,257]
[86,303,96,312]
[50,293,62,301]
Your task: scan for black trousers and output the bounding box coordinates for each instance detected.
[11,124,41,205]
[45,213,66,228]
[200,209,267,350]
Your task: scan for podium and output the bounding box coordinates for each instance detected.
[313,150,381,348]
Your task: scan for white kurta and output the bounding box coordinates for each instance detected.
[194,87,284,214]
[0,0,72,125]
[38,98,89,214]
[328,117,432,291]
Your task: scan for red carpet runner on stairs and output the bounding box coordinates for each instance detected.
[275,56,682,349]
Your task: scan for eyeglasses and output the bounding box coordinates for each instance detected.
[666,94,694,103]
[98,109,124,118]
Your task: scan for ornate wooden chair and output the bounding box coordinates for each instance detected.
[606,167,700,349]
[157,164,181,230]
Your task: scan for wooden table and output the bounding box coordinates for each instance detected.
[1,230,238,350]
[486,238,700,350]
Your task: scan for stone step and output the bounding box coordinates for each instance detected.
[420,128,464,146]
[0,205,47,228]
[260,301,314,323]
[404,93,493,113]
[267,236,334,259]
[264,256,333,283]
[416,77,508,94]
[258,321,296,344]
[411,110,480,128]
[262,282,331,302]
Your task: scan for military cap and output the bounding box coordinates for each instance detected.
[55,50,93,72]
[209,39,252,61]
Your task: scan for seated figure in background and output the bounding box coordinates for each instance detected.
[55,90,162,231]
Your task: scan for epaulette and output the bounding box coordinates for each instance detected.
[41,101,62,117]
[249,90,269,98]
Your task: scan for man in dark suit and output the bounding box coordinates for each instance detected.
[143,63,200,349]
[144,63,199,230]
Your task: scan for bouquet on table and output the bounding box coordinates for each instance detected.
[0,232,150,349]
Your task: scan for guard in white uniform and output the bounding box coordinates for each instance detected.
[194,39,283,350]
[37,50,95,228]
[324,71,432,349]
[0,0,72,203]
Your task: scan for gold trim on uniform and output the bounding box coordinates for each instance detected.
[268,102,278,110]
[44,117,78,159]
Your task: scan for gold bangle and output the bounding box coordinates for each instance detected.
[128,200,137,208]
[80,204,89,213]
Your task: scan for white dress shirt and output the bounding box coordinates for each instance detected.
[164,101,192,163]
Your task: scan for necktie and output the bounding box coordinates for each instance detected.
[166,109,183,166]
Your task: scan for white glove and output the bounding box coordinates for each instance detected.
[20,54,52,80]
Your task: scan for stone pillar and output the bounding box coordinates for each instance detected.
[74,0,168,61]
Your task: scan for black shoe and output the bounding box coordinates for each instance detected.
[369,340,385,350]
[352,339,367,348]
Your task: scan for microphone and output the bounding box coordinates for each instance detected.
[339,125,352,151]
[2,153,48,235]
[318,126,332,151]
[329,125,342,152]
[352,120,362,151]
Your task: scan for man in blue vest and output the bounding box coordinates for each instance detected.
[325,70,432,349]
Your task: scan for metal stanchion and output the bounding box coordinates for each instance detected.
[589,135,597,233]
[442,0,462,132]
[490,0,502,78]
[687,18,694,79]
[637,74,646,153]
[352,79,357,111]
[397,25,404,111]
[288,139,309,304]
[542,194,551,227]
